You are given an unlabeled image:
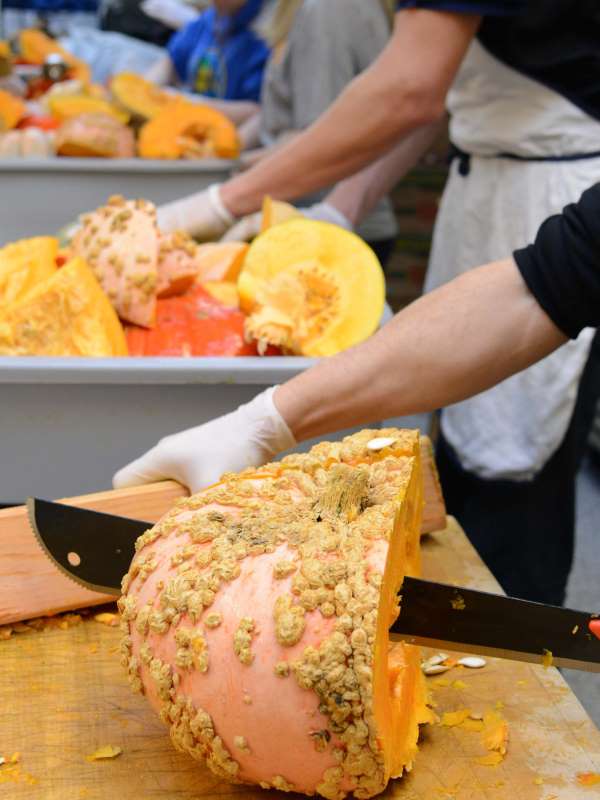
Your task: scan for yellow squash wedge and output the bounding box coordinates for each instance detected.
[238,219,385,357]
[0,256,128,356]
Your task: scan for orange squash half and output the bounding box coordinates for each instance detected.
[138,99,239,160]
[238,219,385,356]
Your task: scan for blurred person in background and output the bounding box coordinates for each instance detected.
[143,0,273,123]
[230,0,399,265]
[141,4,600,606]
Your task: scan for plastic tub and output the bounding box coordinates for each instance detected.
[0,158,236,245]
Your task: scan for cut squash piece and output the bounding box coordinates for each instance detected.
[0,236,58,310]
[110,72,171,121]
[238,219,385,357]
[202,280,239,308]
[157,231,198,298]
[260,195,302,233]
[138,99,239,160]
[0,256,127,356]
[55,113,135,158]
[125,285,256,356]
[120,428,432,797]
[71,195,159,328]
[18,29,90,84]
[48,94,129,125]
[0,89,25,131]
[194,242,248,282]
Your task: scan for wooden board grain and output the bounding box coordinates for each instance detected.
[0,439,446,625]
[1,518,598,800]
[0,481,187,625]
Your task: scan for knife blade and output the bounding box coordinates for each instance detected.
[28,498,600,672]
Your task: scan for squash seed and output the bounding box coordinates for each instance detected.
[458,656,486,669]
[366,437,396,452]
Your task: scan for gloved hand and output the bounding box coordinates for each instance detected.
[157,183,237,239]
[220,201,352,243]
[112,387,296,493]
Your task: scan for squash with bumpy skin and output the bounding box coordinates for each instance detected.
[138,99,239,160]
[238,219,385,356]
[119,428,432,798]
[0,89,25,131]
[156,232,199,298]
[110,72,171,122]
[71,195,159,328]
[0,256,127,356]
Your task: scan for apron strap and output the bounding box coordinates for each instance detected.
[449,143,600,177]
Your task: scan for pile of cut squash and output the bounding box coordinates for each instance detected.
[0,197,385,358]
[0,30,239,160]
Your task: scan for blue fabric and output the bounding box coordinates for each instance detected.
[395,0,525,13]
[3,0,96,10]
[167,0,270,102]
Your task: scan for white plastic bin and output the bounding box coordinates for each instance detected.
[0,158,236,245]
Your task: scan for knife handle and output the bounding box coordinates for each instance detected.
[0,481,188,626]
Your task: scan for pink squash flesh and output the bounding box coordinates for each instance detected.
[156,232,199,298]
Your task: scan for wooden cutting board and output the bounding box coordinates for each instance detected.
[1,518,599,800]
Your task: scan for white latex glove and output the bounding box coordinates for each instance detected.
[221,201,352,243]
[220,211,262,242]
[112,387,296,493]
[301,202,352,230]
[156,183,236,239]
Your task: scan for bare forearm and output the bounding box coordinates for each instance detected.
[327,119,446,227]
[275,259,567,441]
[221,10,478,216]
[145,56,175,86]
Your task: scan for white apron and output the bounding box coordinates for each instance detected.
[426,40,600,481]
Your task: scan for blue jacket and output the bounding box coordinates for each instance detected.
[167,0,270,102]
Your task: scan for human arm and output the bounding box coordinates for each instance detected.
[275,258,566,441]
[144,54,177,86]
[116,183,600,491]
[219,9,480,216]
[325,120,446,228]
[113,261,564,490]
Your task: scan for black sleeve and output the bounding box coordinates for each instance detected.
[513,183,600,339]
[396,0,526,15]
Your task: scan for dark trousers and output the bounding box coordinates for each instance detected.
[436,332,600,606]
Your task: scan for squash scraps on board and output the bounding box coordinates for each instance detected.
[86,745,122,762]
[577,773,600,786]
[440,709,471,727]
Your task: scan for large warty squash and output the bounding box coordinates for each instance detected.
[119,428,433,798]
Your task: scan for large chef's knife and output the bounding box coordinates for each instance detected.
[27,498,600,673]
